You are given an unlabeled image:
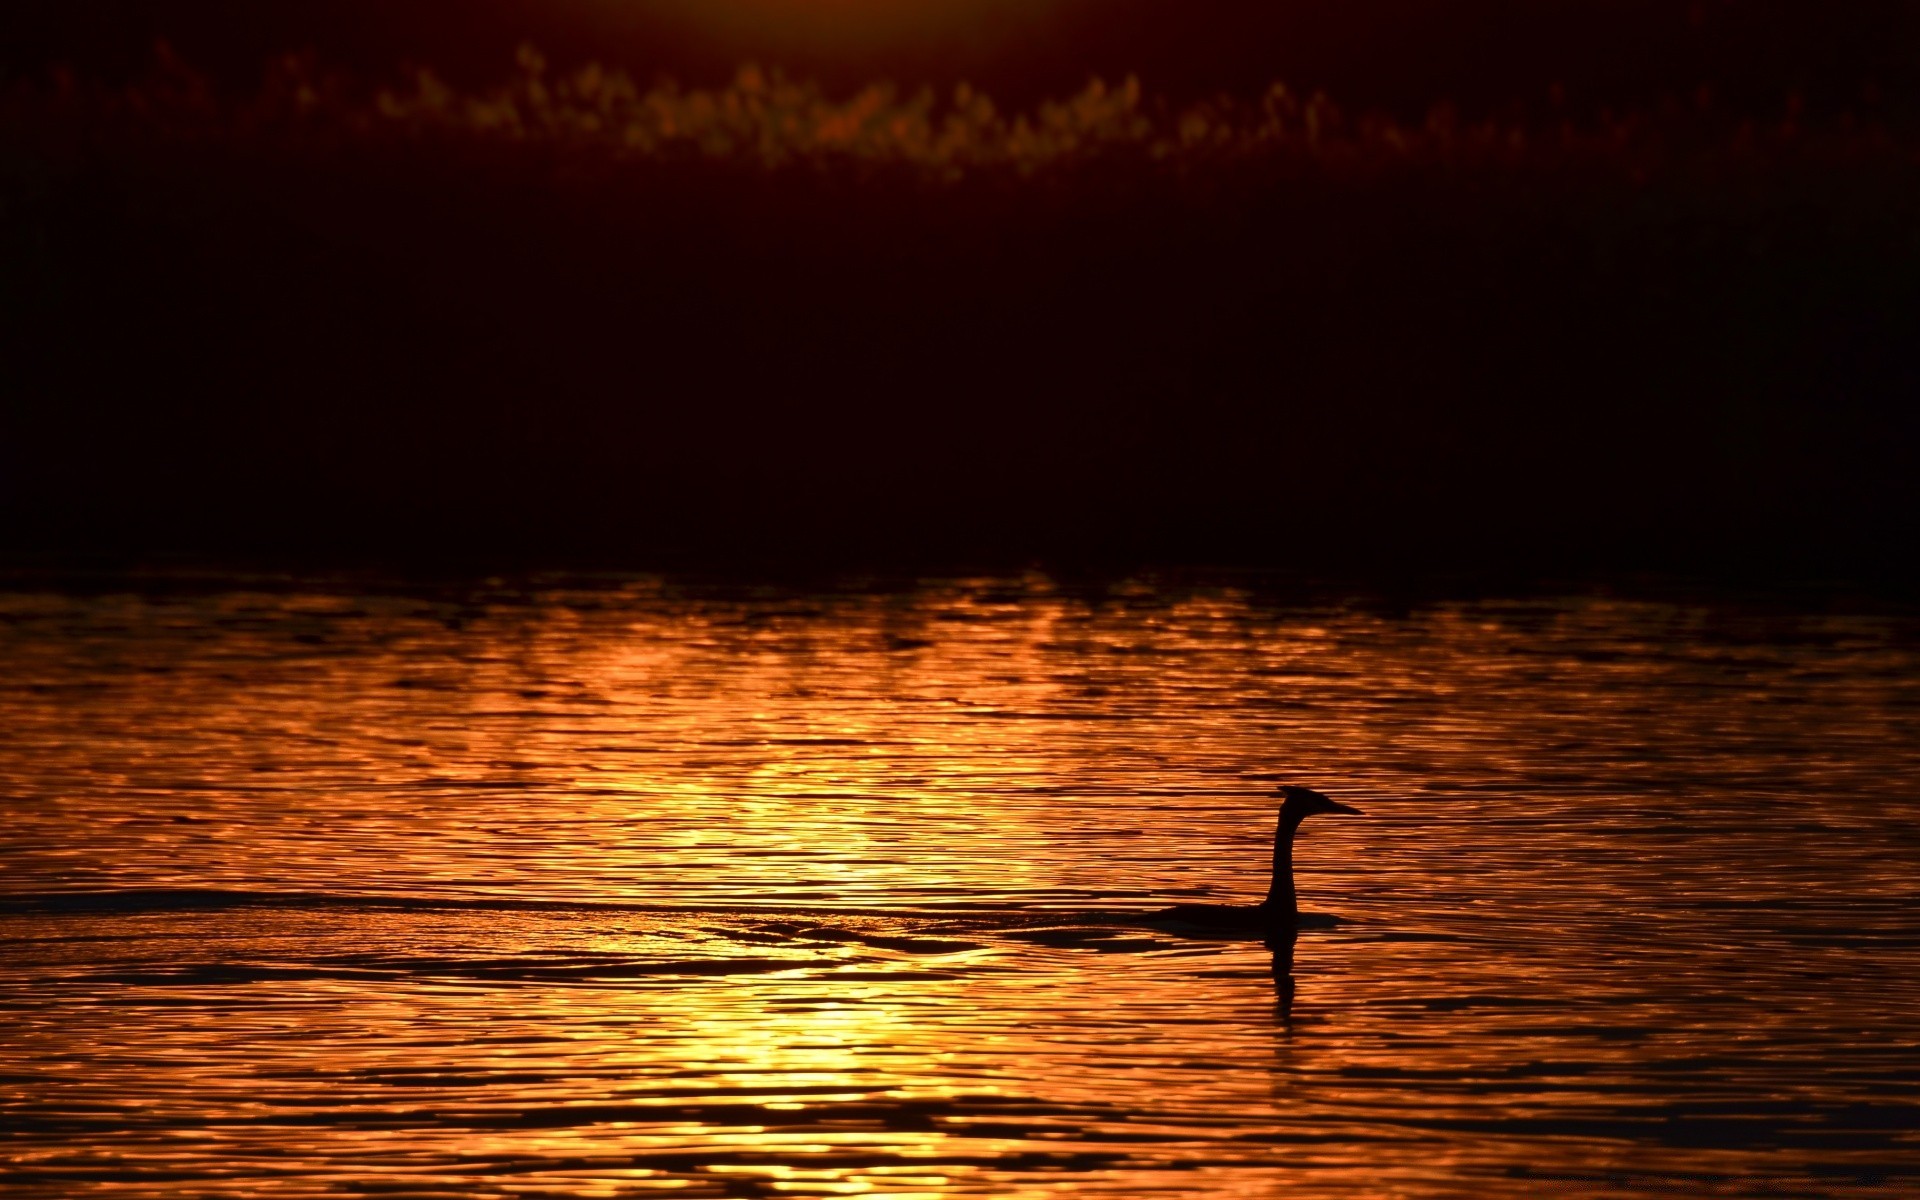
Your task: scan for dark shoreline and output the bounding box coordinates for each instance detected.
[5,50,1916,582]
[5,561,1918,619]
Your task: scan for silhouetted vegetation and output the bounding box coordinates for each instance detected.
[3,48,1917,574]
[6,2,1917,118]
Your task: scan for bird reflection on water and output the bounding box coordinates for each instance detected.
[1269,929,1300,1027]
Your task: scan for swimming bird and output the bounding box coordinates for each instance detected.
[1148,786,1362,933]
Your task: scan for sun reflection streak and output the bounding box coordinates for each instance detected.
[2,581,1918,1196]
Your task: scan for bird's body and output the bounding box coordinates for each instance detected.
[1147,902,1341,931]
[1152,902,1279,927]
[1145,786,1361,934]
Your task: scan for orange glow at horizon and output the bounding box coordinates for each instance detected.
[648,0,1054,53]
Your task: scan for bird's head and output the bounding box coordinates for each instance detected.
[1275,785,1363,820]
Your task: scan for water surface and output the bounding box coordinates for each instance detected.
[4,576,1918,1197]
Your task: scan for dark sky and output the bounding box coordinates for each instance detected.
[5,1,1915,112]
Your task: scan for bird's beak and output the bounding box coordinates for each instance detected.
[1328,801,1363,816]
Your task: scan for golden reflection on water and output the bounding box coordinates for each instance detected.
[2,577,1919,1197]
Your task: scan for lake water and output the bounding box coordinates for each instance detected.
[4,575,1918,1198]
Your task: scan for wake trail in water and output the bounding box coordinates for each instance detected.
[0,888,1383,958]
[0,886,1132,920]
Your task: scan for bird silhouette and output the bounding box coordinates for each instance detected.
[1147,785,1362,934]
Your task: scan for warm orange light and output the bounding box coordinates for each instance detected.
[6,582,1914,1196]
[647,0,1051,54]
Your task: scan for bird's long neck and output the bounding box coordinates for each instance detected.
[1263,806,1306,921]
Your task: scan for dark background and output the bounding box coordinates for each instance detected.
[6,1,1919,113]
[3,2,1917,578]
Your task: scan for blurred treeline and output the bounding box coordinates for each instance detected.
[3,1,1917,117]
[2,49,1915,575]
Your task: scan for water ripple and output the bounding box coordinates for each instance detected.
[2,578,1917,1197]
